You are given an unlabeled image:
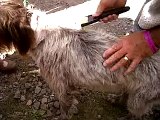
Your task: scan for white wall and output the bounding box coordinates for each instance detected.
[119,0,146,20]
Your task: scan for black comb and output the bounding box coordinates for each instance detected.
[81,6,130,27]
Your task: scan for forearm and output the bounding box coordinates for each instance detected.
[149,26,160,48]
[137,0,160,49]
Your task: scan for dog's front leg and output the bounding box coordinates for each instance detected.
[51,81,75,120]
[58,93,78,120]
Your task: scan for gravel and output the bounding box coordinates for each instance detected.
[0,0,160,120]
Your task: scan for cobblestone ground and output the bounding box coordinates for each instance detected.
[0,0,160,120]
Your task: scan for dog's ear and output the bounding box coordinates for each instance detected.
[0,3,35,55]
[10,23,35,55]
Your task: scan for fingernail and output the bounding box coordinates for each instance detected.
[92,13,99,17]
[102,53,106,58]
[103,62,107,67]
[110,67,116,72]
[123,72,127,76]
[102,55,106,59]
[124,71,130,75]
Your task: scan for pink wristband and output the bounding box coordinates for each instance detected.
[144,30,158,54]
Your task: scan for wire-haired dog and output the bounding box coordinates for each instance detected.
[1,2,160,120]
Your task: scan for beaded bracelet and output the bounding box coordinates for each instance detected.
[144,30,158,54]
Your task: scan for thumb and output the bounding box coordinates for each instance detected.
[93,0,116,17]
[93,3,107,16]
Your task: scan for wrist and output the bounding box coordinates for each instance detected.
[149,26,160,48]
[143,30,158,54]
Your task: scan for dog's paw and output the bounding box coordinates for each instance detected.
[106,94,122,104]
[57,113,69,120]
[116,114,140,120]
[64,98,79,119]
[69,104,78,115]
[106,93,128,105]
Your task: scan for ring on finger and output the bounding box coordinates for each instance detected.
[123,56,129,61]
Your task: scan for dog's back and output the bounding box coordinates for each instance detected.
[31,28,123,90]
[30,28,160,118]
[1,2,160,119]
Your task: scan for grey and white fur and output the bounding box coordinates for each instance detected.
[1,2,160,120]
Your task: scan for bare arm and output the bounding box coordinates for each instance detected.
[150,26,160,48]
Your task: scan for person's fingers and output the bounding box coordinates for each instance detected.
[95,0,126,16]
[106,15,115,22]
[103,42,122,58]
[112,14,118,19]
[110,55,129,71]
[92,12,101,17]
[101,17,109,23]
[124,58,142,75]
[96,1,109,16]
[101,14,118,23]
[95,0,117,16]
[103,49,126,66]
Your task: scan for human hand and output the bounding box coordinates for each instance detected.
[103,31,153,74]
[94,0,127,22]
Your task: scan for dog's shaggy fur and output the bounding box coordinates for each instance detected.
[1,2,160,119]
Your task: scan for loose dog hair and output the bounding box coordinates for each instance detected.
[1,2,160,119]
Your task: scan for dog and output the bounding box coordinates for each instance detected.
[0,0,23,5]
[1,2,160,120]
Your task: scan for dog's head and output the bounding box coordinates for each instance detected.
[0,2,35,55]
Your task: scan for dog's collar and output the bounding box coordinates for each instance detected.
[27,10,40,31]
[35,15,40,31]
[32,14,40,31]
